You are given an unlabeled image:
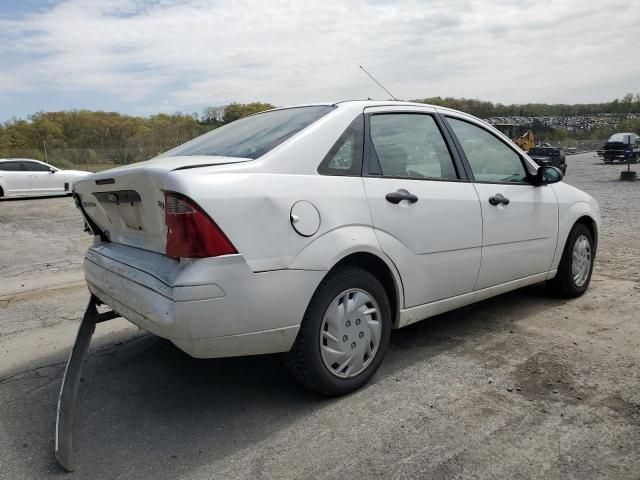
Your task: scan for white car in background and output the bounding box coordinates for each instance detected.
[73,101,600,395]
[0,158,91,198]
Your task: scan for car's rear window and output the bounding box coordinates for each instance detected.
[161,106,335,159]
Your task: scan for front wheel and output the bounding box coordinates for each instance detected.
[547,223,595,297]
[284,266,391,396]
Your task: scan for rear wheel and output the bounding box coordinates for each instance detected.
[284,265,391,396]
[547,223,594,298]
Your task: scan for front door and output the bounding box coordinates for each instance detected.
[444,115,558,290]
[21,161,65,195]
[362,108,483,308]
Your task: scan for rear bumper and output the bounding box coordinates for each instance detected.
[84,243,324,358]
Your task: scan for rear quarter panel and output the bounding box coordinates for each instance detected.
[166,171,381,272]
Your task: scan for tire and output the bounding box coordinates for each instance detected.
[546,223,595,298]
[284,265,391,396]
[0,186,3,198]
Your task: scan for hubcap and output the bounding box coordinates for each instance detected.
[319,289,381,379]
[571,234,592,287]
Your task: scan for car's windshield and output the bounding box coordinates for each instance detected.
[160,106,335,159]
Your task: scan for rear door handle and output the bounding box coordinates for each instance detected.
[488,193,510,206]
[385,189,418,204]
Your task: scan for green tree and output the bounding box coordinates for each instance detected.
[222,102,274,124]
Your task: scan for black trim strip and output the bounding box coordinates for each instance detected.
[434,113,467,181]
[438,112,475,181]
[95,178,115,185]
[93,190,141,204]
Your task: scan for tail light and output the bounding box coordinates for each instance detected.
[164,191,237,258]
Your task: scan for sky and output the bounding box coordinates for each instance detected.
[0,0,639,120]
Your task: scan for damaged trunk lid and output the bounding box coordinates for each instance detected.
[73,156,249,254]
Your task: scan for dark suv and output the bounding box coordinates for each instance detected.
[528,146,567,174]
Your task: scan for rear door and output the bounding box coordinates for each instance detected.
[443,113,558,290]
[21,161,66,195]
[0,161,30,195]
[362,106,483,308]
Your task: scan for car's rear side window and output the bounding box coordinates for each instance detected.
[162,106,335,159]
[0,161,22,171]
[318,114,364,176]
[369,114,458,180]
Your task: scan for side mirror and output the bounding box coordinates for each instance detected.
[534,165,563,185]
[49,168,56,173]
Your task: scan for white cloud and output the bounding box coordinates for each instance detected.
[0,0,639,115]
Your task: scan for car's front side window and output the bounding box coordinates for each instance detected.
[369,113,458,180]
[447,117,528,184]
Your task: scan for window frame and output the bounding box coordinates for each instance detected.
[442,114,538,186]
[362,111,468,182]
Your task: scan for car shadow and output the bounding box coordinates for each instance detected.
[0,283,564,479]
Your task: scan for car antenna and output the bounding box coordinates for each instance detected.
[359,65,398,101]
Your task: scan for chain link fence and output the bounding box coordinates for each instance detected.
[555,139,605,153]
[4,138,607,173]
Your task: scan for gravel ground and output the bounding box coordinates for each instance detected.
[0,152,638,479]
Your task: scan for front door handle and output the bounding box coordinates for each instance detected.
[385,189,418,204]
[488,193,510,206]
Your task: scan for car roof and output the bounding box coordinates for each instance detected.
[262,101,488,125]
[269,100,443,111]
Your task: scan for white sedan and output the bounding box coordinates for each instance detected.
[0,158,91,198]
[74,101,600,395]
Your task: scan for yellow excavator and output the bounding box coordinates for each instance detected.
[492,123,535,152]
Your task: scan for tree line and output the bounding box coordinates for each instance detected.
[0,102,274,168]
[1,96,639,169]
[411,93,640,118]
